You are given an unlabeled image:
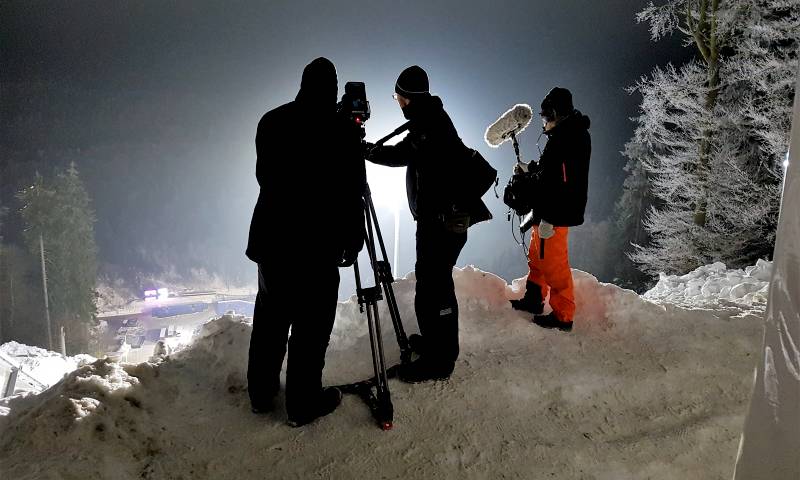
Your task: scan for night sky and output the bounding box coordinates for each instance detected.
[1,1,687,291]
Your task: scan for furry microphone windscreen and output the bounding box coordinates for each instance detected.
[484,104,533,148]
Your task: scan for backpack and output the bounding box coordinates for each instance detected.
[442,146,497,233]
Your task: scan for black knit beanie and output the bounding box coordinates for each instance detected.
[395,65,430,98]
[540,87,574,118]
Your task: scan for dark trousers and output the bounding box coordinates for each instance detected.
[247,263,339,418]
[414,220,467,366]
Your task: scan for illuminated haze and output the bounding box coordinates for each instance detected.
[0,1,686,297]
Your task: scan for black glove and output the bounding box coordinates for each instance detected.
[337,220,365,267]
[338,247,360,268]
[362,141,376,159]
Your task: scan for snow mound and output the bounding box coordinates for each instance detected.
[644,260,771,313]
[1,341,96,389]
[0,266,763,480]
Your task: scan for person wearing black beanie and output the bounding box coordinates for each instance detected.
[510,87,591,333]
[366,66,491,383]
[394,65,430,100]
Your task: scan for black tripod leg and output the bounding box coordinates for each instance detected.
[364,190,411,363]
[368,303,393,430]
[382,279,411,364]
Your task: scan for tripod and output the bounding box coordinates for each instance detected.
[336,123,413,430]
[337,184,412,430]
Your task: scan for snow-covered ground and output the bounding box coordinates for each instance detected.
[643,260,771,314]
[0,343,97,416]
[0,264,764,479]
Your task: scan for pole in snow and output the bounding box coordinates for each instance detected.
[39,234,53,351]
[60,326,66,357]
[393,208,400,278]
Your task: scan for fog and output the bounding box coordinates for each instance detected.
[1,1,687,298]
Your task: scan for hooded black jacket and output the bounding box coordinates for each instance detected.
[534,111,591,227]
[245,59,365,264]
[368,95,491,225]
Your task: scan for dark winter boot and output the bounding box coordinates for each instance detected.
[398,357,455,384]
[510,280,545,314]
[250,397,275,415]
[287,387,343,427]
[532,312,573,332]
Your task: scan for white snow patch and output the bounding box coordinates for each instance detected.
[0,265,764,479]
[0,341,97,390]
[644,259,771,314]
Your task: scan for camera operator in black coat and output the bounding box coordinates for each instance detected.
[245,57,365,427]
[366,66,490,383]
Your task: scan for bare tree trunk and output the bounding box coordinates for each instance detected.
[695,59,721,226]
[687,0,722,227]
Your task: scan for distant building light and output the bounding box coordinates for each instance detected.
[157,288,169,300]
[144,289,157,298]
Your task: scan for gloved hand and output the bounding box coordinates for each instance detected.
[513,161,530,175]
[362,141,376,159]
[538,220,555,239]
[338,221,365,267]
[338,247,360,268]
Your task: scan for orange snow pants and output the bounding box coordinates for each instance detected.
[527,226,575,322]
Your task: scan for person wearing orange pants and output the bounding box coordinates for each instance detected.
[508,87,591,332]
[525,225,575,324]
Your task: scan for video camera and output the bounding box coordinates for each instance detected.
[504,164,541,217]
[337,81,371,126]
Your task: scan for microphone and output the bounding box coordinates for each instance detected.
[484,104,533,148]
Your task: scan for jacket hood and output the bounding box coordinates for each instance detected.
[401,94,442,121]
[296,57,338,108]
[545,110,590,136]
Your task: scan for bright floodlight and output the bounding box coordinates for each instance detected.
[366,163,406,211]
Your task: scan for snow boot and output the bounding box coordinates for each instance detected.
[510,280,544,314]
[398,357,454,384]
[287,387,343,427]
[532,312,573,332]
[250,387,278,415]
[250,398,274,415]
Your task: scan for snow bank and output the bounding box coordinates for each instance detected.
[644,260,771,312]
[0,341,96,389]
[0,266,763,480]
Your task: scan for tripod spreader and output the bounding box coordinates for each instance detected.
[356,286,383,313]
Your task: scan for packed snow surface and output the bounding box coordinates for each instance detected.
[0,265,763,479]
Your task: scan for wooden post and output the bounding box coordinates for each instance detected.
[39,234,53,351]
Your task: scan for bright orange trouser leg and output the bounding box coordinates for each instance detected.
[527,226,575,322]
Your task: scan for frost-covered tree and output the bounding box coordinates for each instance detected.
[612,140,656,288]
[626,0,799,276]
[17,163,99,353]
